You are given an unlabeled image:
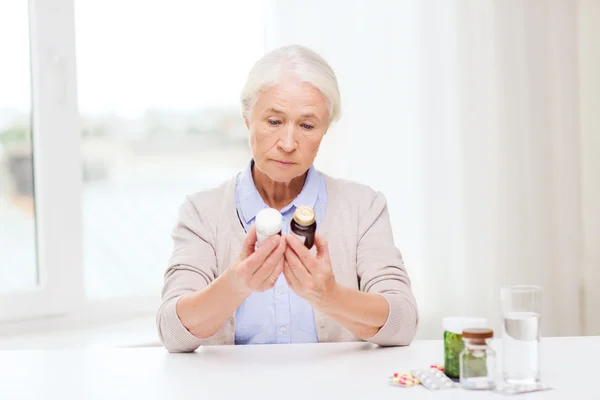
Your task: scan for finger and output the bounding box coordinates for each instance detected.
[282,257,298,282]
[314,233,331,263]
[251,235,285,284]
[284,247,312,280]
[285,234,317,271]
[240,225,257,259]
[259,257,284,291]
[243,235,280,274]
[283,261,300,291]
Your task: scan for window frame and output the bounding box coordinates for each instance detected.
[0,0,84,322]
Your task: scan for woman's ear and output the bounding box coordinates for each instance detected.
[244,116,250,130]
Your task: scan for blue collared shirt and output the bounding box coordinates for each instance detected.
[234,160,327,344]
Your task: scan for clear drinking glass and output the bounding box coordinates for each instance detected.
[500,285,541,384]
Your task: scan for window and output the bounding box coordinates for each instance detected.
[74,0,264,298]
[0,0,264,324]
[0,0,82,322]
[0,1,37,294]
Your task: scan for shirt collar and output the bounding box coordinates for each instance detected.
[237,160,321,224]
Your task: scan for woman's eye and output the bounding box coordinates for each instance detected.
[301,123,314,130]
[268,119,281,126]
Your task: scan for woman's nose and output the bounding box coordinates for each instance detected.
[278,123,297,152]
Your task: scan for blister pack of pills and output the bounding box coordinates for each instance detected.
[493,382,552,396]
[410,367,459,390]
[389,365,446,388]
[389,372,420,388]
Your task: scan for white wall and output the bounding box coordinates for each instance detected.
[266,0,593,338]
[578,0,600,335]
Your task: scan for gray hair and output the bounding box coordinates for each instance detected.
[240,45,341,124]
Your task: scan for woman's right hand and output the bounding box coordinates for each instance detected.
[173,226,285,342]
[226,225,286,296]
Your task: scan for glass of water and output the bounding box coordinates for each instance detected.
[500,285,541,385]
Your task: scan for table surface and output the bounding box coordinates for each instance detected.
[1,336,597,400]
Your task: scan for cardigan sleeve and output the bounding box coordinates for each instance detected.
[156,197,219,353]
[355,191,419,346]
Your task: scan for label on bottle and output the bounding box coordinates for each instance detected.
[256,230,282,249]
[293,233,306,244]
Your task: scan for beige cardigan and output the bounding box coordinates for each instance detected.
[157,173,419,352]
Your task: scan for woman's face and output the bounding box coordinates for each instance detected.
[246,79,330,183]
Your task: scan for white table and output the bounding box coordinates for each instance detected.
[1,337,597,399]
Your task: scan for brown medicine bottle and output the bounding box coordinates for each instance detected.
[290,205,317,249]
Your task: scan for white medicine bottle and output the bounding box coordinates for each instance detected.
[255,208,283,247]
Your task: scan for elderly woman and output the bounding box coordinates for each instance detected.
[157,45,418,352]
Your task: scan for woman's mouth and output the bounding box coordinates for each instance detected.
[273,160,295,167]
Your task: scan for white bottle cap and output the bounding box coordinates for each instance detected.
[255,208,283,244]
[442,317,488,335]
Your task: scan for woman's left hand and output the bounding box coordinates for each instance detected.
[283,233,338,306]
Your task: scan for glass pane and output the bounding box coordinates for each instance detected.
[0,2,38,293]
[75,0,263,298]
